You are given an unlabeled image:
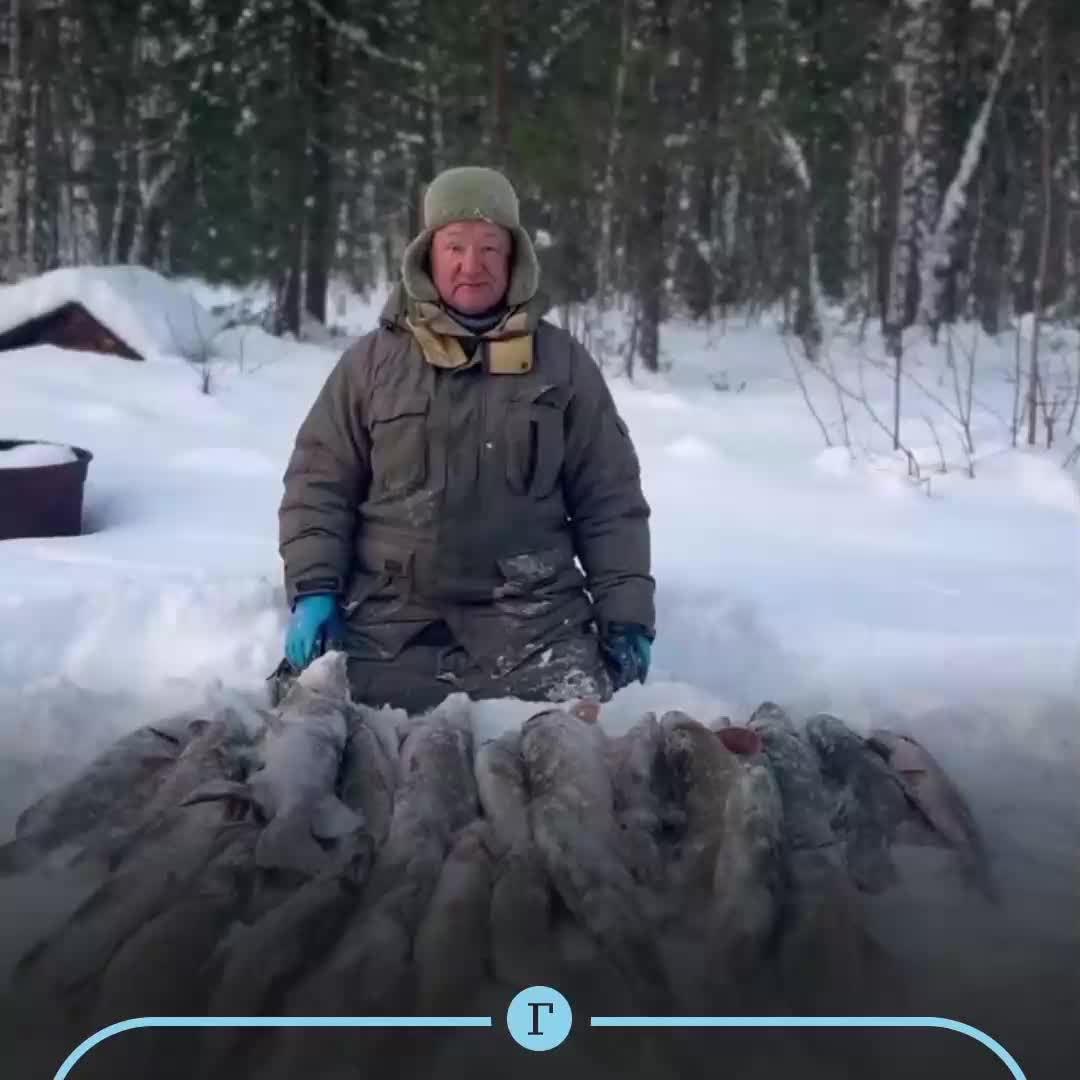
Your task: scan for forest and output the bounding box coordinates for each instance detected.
[0,1,1075,386]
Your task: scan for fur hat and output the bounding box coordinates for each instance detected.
[401,166,541,308]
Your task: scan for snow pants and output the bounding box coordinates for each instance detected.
[344,619,614,716]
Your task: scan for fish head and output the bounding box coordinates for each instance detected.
[747,701,794,733]
[867,729,926,773]
[294,650,351,704]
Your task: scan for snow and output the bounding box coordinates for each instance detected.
[0,443,77,469]
[0,292,1074,747]
[0,282,1077,1050]
[0,265,220,361]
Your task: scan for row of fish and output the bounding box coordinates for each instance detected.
[0,651,997,1079]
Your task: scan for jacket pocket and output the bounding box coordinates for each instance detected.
[505,384,568,499]
[368,393,429,496]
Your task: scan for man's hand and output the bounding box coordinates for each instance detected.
[600,623,653,690]
[285,593,344,670]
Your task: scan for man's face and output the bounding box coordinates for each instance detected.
[429,221,512,314]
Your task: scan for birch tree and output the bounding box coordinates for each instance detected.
[915,0,1033,336]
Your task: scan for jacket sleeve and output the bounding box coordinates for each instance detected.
[278,340,372,608]
[561,338,656,638]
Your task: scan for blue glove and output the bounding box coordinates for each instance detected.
[285,593,343,670]
[601,623,653,690]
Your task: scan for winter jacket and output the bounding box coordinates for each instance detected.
[278,283,654,680]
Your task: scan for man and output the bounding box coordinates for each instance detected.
[277,165,655,715]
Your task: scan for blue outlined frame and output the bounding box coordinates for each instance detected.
[590,1016,1026,1080]
[52,1015,494,1080]
[52,1012,1025,1079]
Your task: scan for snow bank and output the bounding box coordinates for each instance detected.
[0,265,221,361]
[0,443,77,468]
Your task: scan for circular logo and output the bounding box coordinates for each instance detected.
[506,985,573,1051]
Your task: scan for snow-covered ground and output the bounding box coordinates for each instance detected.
[0,275,1077,1071]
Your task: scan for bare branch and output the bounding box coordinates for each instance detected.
[299,0,425,75]
[782,335,833,449]
[923,414,947,474]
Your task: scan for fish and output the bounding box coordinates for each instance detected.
[474,729,530,854]
[72,711,254,877]
[77,827,258,1080]
[11,712,255,1009]
[197,870,361,1078]
[474,729,560,988]
[659,710,739,898]
[776,843,903,1016]
[260,703,480,1079]
[521,707,668,1010]
[866,729,998,901]
[338,706,400,849]
[0,719,197,874]
[606,713,671,896]
[413,819,495,1013]
[183,652,365,880]
[708,756,785,985]
[805,712,911,893]
[13,799,249,1016]
[748,701,836,851]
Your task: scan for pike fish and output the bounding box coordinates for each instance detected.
[339,706,400,849]
[805,712,910,893]
[867,728,997,901]
[185,652,365,880]
[413,819,495,1013]
[607,713,671,895]
[81,826,257,1069]
[708,757,785,986]
[197,870,360,1078]
[521,708,668,1009]
[13,800,248,1015]
[259,705,478,1079]
[0,718,199,874]
[475,729,559,987]
[12,713,253,1010]
[474,729,530,855]
[748,701,836,851]
[660,710,739,897]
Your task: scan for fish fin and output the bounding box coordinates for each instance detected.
[180,779,253,807]
[255,812,330,878]
[310,796,366,841]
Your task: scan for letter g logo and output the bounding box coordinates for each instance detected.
[506,986,573,1050]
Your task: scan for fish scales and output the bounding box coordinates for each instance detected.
[521,708,668,1009]
[748,702,837,851]
[805,713,910,893]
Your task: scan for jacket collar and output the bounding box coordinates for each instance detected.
[378,284,548,373]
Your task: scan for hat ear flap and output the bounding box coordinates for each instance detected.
[401,230,439,302]
[506,226,540,307]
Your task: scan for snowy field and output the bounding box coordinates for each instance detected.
[1,271,1078,1073]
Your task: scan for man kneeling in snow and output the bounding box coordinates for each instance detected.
[277,165,655,714]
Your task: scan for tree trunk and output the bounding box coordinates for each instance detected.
[489,0,511,167]
[304,0,336,325]
[1027,0,1052,447]
[636,0,676,374]
[596,0,634,313]
[884,0,933,449]
[916,0,1030,335]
